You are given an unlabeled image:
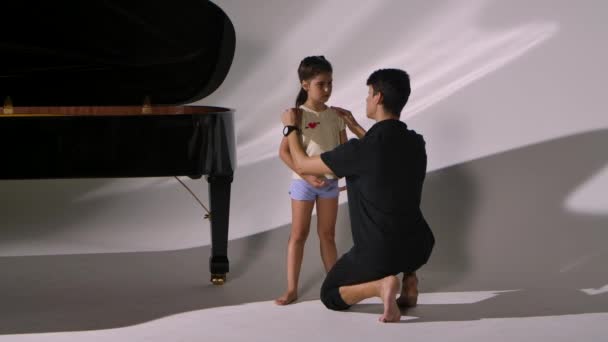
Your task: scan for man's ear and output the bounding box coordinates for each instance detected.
[375,91,383,105]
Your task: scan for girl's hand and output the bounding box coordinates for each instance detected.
[302,175,327,188]
[331,106,359,129]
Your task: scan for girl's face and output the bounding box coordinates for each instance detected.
[303,72,333,104]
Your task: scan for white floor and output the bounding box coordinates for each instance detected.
[1,292,606,341]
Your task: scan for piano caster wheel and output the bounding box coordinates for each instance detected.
[211,274,226,285]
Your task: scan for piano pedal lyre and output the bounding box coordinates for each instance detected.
[211,273,226,285]
[3,97,13,115]
[141,96,152,114]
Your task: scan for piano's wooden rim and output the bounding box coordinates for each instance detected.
[0,105,232,117]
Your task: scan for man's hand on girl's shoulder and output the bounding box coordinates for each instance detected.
[331,106,355,123]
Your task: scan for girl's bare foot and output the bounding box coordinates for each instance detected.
[378,275,401,323]
[275,291,298,305]
[396,272,418,308]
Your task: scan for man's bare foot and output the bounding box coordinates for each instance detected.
[396,273,418,308]
[275,291,298,305]
[378,275,401,323]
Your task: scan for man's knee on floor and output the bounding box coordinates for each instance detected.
[320,286,350,311]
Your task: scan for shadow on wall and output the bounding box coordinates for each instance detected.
[421,163,478,289]
[1,129,607,333]
[422,128,608,292]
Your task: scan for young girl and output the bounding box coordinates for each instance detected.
[275,56,347,305]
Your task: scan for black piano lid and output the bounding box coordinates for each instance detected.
[0,0,235,106]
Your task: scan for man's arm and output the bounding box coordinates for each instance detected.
[282,109,334,176]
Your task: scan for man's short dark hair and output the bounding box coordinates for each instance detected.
[366,69,411,117]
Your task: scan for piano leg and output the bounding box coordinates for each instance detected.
[207,174,232,285]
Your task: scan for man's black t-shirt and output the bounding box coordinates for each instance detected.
[321,119,434,271]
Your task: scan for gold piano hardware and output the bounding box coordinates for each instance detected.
[211,274,226,285]
[2,97,13,115]
[141,96,152,114]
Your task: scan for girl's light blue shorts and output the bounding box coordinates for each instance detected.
[289,178,339,201]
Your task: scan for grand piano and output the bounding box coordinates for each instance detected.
[0,1,236,284]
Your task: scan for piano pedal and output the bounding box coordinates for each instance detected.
[211,274,226,285]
